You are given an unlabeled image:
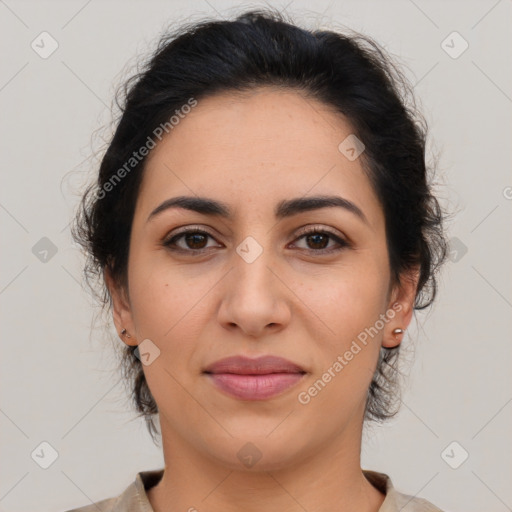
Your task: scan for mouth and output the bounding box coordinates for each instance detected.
[203,355,307,400]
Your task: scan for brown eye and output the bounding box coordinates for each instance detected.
[292,227,350,254]
[304,232,330,250]
[181,232,209,249]
[163,228,219,253]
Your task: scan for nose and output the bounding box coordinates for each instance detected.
[216,239,291,338]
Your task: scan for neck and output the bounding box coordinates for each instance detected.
[147,416,385,512]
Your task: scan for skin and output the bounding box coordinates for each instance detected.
[105,87,419,512]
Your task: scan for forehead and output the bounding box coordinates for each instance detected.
[137,87,384,231]
[148,87,349,167]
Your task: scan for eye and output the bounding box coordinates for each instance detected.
[291,226,350,254]
[162,227,220,253]
[162,225,350,255]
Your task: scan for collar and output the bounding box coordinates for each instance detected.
[104,468,442,512]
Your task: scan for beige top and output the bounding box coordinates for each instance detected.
[64,469,444,512]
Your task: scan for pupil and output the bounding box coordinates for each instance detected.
[186,233,206,249]
[308,234,328,249]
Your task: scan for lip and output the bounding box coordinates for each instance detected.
[203,355,306,400]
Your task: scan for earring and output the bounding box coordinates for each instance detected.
[120,328,131,339]
[392,328,404,339]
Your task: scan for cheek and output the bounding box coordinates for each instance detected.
[301,254,389,393]
[298,274,387,416]
[128,262,209,407]
[308,257,389,335]
[127,248,215,367]
[127,245,191,334]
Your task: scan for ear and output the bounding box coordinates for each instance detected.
[382,266,420,348]
[104,266,138,347]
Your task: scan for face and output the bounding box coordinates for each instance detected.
[108,87,416,471]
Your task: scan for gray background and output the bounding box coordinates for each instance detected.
[1,1,511,511]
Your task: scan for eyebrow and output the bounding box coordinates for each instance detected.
[147,194,369,225]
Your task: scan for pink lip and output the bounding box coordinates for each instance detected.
[203,355,306,400]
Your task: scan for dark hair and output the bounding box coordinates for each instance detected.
[72,8,448,442]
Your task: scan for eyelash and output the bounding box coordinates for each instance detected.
[162,225,350,255]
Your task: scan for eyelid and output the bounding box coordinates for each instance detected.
[161,224,219,246]
[294,224,346,239]
[164,224,216,238]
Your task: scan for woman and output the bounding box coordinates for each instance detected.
[68,8,448,512]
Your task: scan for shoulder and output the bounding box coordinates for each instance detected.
[363,469,445,512]
[63,496,119,512]
[62,469,164,512]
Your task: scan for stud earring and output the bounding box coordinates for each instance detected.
[392,328,404,339]
[120,328,131,339]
